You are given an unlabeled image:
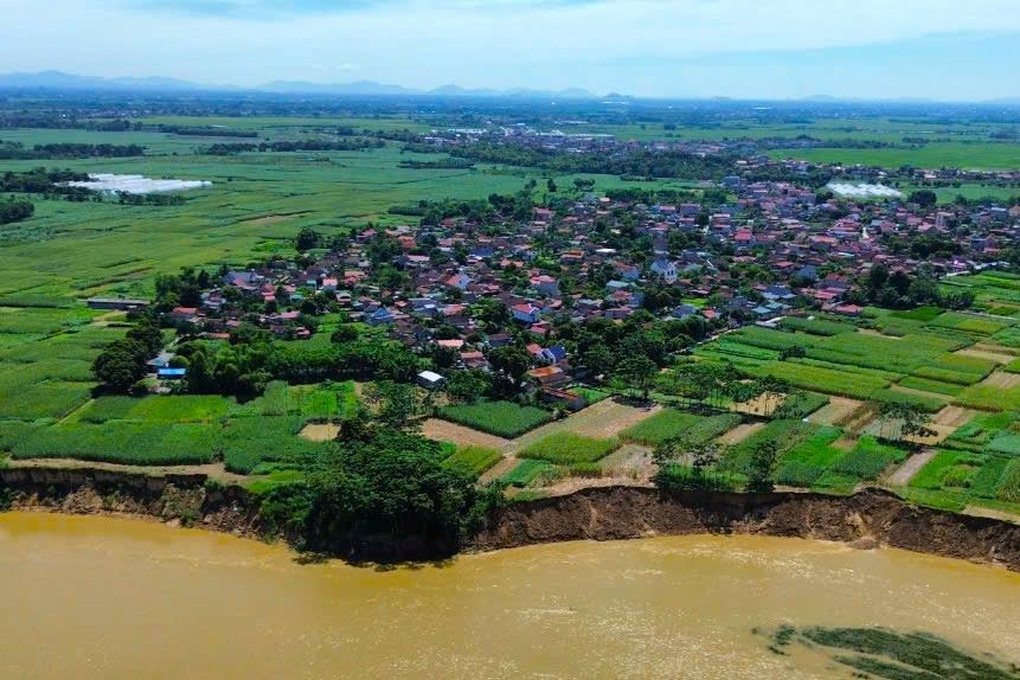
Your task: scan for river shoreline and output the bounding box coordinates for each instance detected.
[3,466,1020,570]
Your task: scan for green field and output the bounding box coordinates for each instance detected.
[442,445,503,478]
[438,401,553,438]
[519,433,619,465]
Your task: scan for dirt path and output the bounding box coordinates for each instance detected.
[241,212,309,226]
[857,329,901,340]
[479,455,519,485]
[420,419,510,450]
[886,448,937,486]
[933,405,977,428]
[9,459,253,484]
[716,421,764,445]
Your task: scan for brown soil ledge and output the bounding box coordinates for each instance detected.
[3,468,1020,571]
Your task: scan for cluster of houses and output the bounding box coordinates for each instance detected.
[95,170,1020,400]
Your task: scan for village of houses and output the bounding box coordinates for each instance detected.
[91,173,1020,411]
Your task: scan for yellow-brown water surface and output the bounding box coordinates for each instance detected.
[3,511,1019,679]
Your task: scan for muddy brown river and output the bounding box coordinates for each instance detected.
[3,511,1019,679]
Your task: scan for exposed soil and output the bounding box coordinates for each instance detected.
[974,342,1020,358]
[503,399,660,453]
[732,393,787,417]
[982,371,1020,389]
[716,421,764,445]
[473,486,1020,571]
[807,397,863,426]
[598,443,655,481]
[299,422,340,442]
[421,419,509,450]
[840,403,879,433]
[955,348,1015,364]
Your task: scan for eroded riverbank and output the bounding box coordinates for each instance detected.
[3,466,1020,569]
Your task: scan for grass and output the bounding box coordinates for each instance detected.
[442,445,502,478]
[519,432,619,465]
[438,400,553,438]
[896,376,965,396]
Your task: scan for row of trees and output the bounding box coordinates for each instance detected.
[0,141,146,160]
[437,142,740,180]
[203,139,384,155]
[849,264,974,310]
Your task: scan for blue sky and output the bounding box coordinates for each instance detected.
[0,0,1018,100]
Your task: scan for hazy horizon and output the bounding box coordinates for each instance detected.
[1,0,1018,101]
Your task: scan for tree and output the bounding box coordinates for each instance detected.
[301,430,483,556]
[295,228,321,251]
[363,380,421,430]
[445,370,491,404]
[908,189,938,208]
[874,401,935,443]
[488,345,531,396]
[616,355,657,400]
[92,339,149,392]
[746,439,779,493]
[546,178,558,193]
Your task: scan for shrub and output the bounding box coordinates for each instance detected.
[519,433,619,465]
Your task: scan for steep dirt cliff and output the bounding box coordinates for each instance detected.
[473,486,1020,571]
[0,467,261,536]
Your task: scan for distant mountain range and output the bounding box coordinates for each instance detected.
[0,70,600,99]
